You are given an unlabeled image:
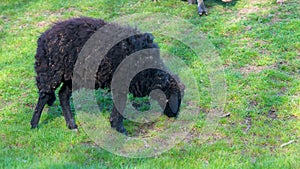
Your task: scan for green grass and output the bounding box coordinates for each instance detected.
[0,0,299,168]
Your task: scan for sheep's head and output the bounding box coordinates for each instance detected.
[122,32,185,118]
[163,75,185,118]
[149,71,185,118]
[129,69,185,118]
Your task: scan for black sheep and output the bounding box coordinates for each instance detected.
[31,17,184,134]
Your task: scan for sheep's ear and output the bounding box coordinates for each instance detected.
[169,93,179,114]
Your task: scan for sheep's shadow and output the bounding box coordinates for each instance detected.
[37,89,156,135]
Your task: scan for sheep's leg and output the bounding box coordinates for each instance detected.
[59,81,78,129]
[188,0,197,4]
[31,93,52,128]
[197,0,208,16]
[110,106,127,135]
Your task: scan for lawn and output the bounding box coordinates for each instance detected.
[0,0,299,168]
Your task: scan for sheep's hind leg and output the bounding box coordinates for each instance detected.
[31,93,52,128]
[197,0,208,16]
[110,106,127,135]
[59,81,78,130]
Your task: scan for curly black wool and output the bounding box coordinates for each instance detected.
[31,17,184,134]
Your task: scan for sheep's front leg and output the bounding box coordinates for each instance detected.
[59,81,78,129]
[110,106,127,135]
[197,0,208,16]
[31,93,52,128]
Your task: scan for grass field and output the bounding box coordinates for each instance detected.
[0,0,299,168]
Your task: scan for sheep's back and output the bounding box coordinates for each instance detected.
[35,17,106,93]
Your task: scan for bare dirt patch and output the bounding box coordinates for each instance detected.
[239,64,274,75]
[37,21,48,28]
[230,0,282,23]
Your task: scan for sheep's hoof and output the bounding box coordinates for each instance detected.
[199,11,208,16]
[121,130,128,136]
[115,126,127,136]
[68,123,78,130]
[198,8,208,16]
[31,124,38,129]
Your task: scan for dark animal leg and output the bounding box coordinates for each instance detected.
[110,106,127,135]
[31,93,52,128]
[197,0,208,16]
[59,81,78,129]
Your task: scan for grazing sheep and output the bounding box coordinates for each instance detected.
[31,17,184,134]
[154,0,287,16]
[193,0,287,16]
